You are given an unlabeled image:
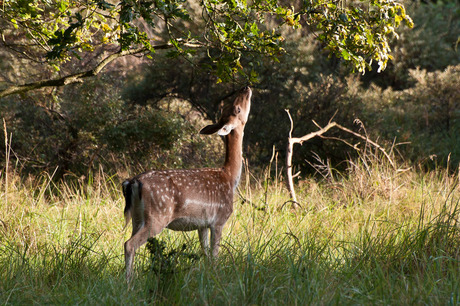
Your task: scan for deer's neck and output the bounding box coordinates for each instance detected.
[223,128,244,188]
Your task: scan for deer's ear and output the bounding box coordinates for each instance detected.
[200,122,234,136]
[200,123,223,135]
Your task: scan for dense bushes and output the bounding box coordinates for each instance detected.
[0,75,223,179]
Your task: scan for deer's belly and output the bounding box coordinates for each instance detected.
[166,217,210,231]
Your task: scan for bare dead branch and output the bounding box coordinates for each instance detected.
[285,109,297,204]
[285,109,339,205]
[285,110,397,208]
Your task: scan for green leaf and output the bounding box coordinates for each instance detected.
[250,22,258,36]
[96,0,115,10]
[341,49,350,61]
[11,19,19,29]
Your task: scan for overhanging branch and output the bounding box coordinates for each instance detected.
[0,40,203,98]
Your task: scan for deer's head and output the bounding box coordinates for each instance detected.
[200,86,252,136]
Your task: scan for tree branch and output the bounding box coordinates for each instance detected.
[0,47,146,98]
[0,40,203,98]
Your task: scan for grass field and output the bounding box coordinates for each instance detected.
[1,154,459,305]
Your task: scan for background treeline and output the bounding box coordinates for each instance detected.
[0,0,459,180]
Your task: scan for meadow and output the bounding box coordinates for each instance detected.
[1,151,459,305]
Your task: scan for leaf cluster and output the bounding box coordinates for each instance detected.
[1,0,414,82]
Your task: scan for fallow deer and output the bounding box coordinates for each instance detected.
[122,86,252,279]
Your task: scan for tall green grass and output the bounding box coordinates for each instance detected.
[1,153,459,304]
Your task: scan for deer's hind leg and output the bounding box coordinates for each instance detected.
[125,217,167,280]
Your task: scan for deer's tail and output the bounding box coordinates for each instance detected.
[122,179,142,230]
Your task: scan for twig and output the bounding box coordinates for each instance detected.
[280,200,303,210]
[3,119,9,208]
[333,122,395,169]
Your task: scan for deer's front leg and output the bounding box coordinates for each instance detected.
[198,227,210,256]
[210,225,224,258]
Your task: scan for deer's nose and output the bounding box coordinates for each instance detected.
[242,86,251,93]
